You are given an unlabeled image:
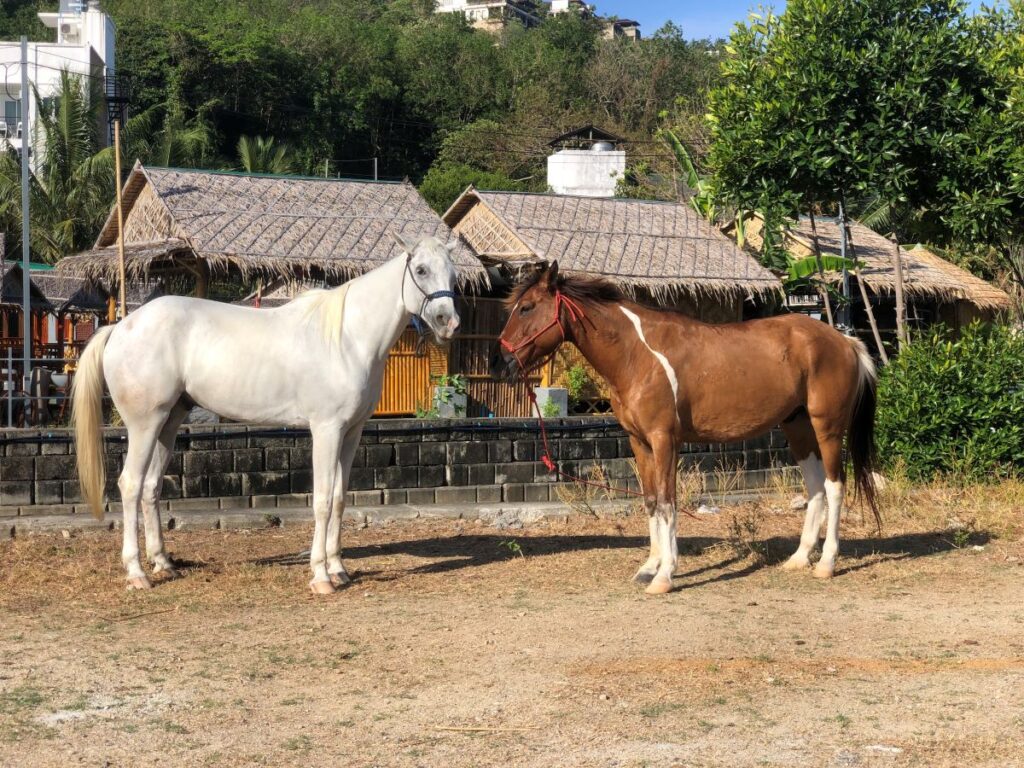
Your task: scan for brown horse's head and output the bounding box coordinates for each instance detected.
[490,261,568,382]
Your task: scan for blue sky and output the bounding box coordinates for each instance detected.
[597,1,994,40]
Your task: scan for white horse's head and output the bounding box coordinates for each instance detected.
[393,233,461,342]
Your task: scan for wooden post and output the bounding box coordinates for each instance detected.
[807,210,835,327]
[891,235,908,351]
[114,119,127,320]
[194,260,210,299]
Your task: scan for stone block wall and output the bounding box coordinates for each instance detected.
[0,419,796,517]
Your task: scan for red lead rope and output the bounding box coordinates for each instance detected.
[507,291,699,519]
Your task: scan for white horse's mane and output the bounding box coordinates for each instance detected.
[289,284,350,349]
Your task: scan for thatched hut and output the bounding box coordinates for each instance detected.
[443,187,782,412]
[56,163,487,296]
[741,214,1013,351]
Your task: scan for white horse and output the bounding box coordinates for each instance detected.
[72,234,461,593]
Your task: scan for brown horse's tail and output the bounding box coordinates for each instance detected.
[847,336,880,531]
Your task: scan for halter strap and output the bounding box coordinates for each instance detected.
[402,252,458,344]
[500,290,587,358]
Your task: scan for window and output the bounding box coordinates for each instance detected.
[4,99,21,122]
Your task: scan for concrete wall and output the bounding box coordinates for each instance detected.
[0,418,796,517]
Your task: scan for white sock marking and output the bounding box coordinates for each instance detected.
[619,307,680,415]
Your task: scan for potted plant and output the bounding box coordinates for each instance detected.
[533,386,568,417]
[432,373,468,418]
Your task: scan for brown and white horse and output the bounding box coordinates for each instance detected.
[493,262,879,594]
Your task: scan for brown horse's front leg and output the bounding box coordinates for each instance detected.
[628,437,660,584]
[645,431,679,595]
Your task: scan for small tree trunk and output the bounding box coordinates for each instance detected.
[891,236,908,351]
[847,231,889,365]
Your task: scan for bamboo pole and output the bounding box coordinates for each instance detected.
[114,119,127,320]
[890,235,908,351]
[846,232,889,365]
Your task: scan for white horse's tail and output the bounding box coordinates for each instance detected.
[72,325,115,520]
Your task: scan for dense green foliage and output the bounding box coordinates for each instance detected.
[1,1,718,260]
[708,0,1024,294]
[876,323,1024,480]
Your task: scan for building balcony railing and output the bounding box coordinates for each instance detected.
[0,119,23,140]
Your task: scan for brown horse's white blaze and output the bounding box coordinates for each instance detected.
[493,262,879,594]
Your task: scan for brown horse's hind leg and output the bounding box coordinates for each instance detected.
[628,436,660,585]
[780,414,826,572]
[809,417,847,579]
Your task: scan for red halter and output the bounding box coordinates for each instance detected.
[499,290,587,371]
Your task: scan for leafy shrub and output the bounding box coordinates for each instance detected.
[876,323,1024,481]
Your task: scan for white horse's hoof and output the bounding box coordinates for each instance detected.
[329,570,351,588]
[309,579,336,595]
[155,567,180,580]
[644,577,673,595]
[781,554,810,572]
[812,564,835,579]
[632,570,656,585]
[126,576,152,590]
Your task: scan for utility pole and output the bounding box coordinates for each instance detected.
[373,157,378,181]
[114,119,127,318]
[20,36,31,410]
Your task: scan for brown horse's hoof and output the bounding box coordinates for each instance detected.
[309,579,336,595]
[329,570,351,588]
[644,578,673,595]
[126,576,152,591]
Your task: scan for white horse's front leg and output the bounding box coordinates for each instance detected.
[309,424,342,595]
[326,425,365,588]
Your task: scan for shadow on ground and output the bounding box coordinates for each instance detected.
[249,527,990,588]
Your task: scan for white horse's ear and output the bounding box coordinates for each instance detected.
[443,239,458,255]
[392,232,418,255]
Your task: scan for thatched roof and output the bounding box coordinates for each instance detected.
[28,272,110,313]
[443,188,781,301]
[55,164,487,288]
[1,263,52,309]
[788,217,1012,312]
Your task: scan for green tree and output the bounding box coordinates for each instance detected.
[707,0,981,260]
[418,162,523,214]
[939,2,1024,294]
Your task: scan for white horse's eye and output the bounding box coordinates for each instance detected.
[416,267,427,277]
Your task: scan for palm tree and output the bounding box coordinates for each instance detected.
[237,135,296,174]
[0,72,217,264]
[0,70,112,263]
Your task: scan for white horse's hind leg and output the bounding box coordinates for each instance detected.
[141,404,188,577]
[782,454,826,571]
[118,416,166,590]
[309,424,342,594]
[327,425,364,588]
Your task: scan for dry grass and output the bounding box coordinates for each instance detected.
[1,485,1023,768]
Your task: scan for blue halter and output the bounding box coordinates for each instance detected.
[404,254,457,342]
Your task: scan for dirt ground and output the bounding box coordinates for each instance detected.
[1,491,1023,768]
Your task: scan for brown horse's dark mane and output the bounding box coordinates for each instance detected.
[504,269,625,312]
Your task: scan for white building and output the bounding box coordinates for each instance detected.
[0,0,117,164]
[546,125,625,198]
[434,1,542,30]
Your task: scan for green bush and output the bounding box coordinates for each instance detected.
[876,323,1024,481]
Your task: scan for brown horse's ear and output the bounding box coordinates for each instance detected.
[544,260,560,291]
